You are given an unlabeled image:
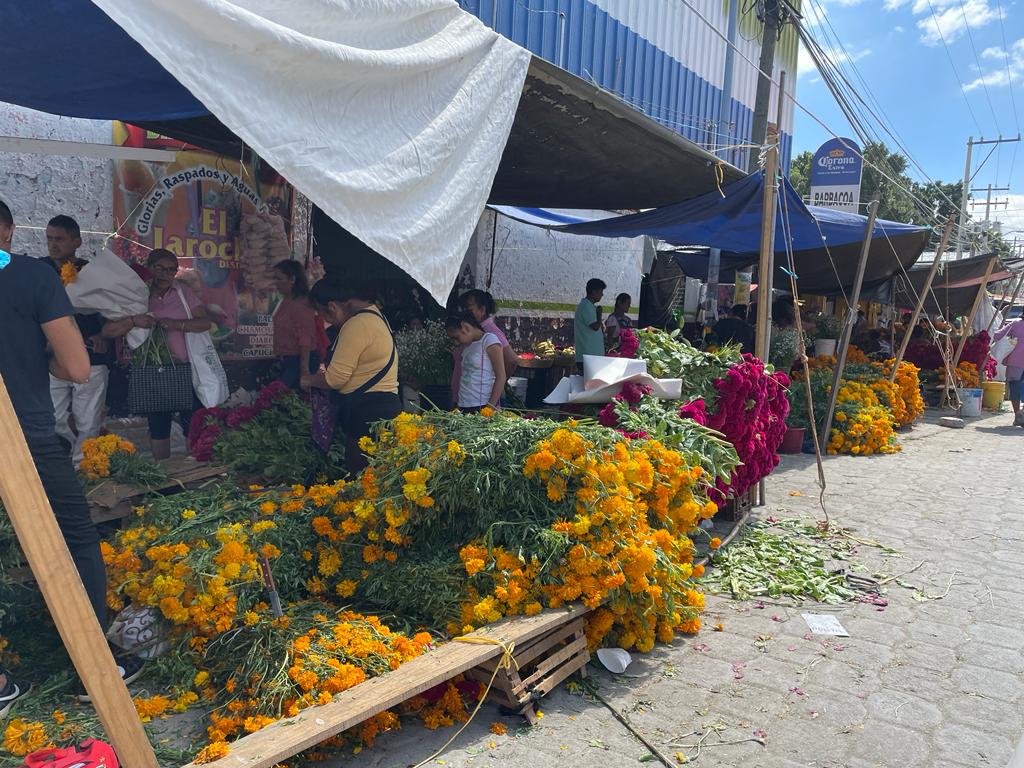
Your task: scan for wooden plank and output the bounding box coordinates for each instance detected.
[511,635,588,695]
[530,649,590,698]
[0,373,159,768]
[477,620,580,673]
[185,604,593,768]
[85,457,227,511]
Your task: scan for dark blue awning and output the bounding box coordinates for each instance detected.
[6,1,206,121]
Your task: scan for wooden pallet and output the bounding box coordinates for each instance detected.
[465,615,590,724]
[185,604,593,768]
[87,456,227,524]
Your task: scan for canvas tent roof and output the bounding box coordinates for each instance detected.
[495,173,932,296]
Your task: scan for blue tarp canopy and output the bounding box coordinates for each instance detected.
[494,173,932,295]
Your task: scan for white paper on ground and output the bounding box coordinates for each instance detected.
[595,647,632,674]
[91,0,531,305]
[801,613,849,637]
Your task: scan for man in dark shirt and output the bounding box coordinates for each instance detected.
[713,304,755,354]
[0,200,142,714]
[44,215,113,464]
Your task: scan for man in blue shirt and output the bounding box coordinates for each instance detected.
[0,200,142,714]
[574,278,606,374]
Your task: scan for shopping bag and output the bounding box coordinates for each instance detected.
[65,248,151,350]
[22,739,118,768]
[176,287,229,408]
[128,330,194,414]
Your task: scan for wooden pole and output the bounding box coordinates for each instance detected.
[819,200,879,452]
[889,218,955,382]
[952,255,998,370]
[0,373,158,768]
[754,72,785,362]
[987,268,1024,334]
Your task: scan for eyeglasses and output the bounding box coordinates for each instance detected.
[150,264,177,275]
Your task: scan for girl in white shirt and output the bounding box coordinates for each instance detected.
[446,313,507,412]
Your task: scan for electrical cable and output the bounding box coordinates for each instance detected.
[923,0,986,136]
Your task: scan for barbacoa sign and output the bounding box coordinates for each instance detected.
[809,137,863,214]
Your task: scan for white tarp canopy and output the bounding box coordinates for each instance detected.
[91,0,532,303]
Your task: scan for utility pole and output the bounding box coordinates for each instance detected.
[957,134,1022,259]
[748,0,789,173]
[968,184,1010,256]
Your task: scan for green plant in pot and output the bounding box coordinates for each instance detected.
[813,314,842,357]
[394,320,455,409]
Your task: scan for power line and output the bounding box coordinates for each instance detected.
[923,0,984,136]
[993,0,1020,131]
[957,0,1001,133]
[674,0,959,229]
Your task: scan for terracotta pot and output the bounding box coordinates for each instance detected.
[779,426,806,454]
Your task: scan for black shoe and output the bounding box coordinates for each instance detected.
[77,654,145,703]
[0,670,30,718]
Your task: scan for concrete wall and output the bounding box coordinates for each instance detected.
[0,104,114,259]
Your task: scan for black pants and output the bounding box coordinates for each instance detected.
[276,352,321,391]
[344,391,401,474]
[25,433,107,626]
[147,393,202,441]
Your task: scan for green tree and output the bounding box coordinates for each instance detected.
[786,140,963,229]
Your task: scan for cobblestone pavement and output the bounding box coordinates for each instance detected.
[340,410,1023,768]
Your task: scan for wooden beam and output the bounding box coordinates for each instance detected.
[753,72,785,362]
[820,200,879,451]
[952,255,997,370]
[889,218,955,382]
[0,374,159,768]
[0,135,179,163]
[185,604,593,768]
[988,269,1024,335]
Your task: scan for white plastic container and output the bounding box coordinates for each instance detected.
[958,387,983,417]
[815,339,837,357]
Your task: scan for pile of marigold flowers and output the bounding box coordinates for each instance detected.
[79,434,168,488]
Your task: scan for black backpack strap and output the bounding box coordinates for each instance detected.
[349,309,397,396]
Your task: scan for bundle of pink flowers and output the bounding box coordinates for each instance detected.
[188,381,292,461]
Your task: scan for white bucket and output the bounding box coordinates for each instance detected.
[815,339,837,357]
[507,376,528,402]
[958,387,983,417]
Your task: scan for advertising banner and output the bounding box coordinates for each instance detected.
[111,123,294,360]
[809,137,863,214]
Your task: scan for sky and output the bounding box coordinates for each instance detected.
[790,0,1024,238]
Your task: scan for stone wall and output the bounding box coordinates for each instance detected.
[0,104,114,258]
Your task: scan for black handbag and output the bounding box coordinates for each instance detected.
[128,329,194,415]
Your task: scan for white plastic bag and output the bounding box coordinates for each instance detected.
[176,287,229,408]
[65,248,151,349]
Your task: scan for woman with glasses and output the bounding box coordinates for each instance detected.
[103,249,213,458]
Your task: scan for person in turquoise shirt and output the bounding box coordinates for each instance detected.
[574,278,606,372]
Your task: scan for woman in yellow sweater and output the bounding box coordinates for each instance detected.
[302,277,400,473]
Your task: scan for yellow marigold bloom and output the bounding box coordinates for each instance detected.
[2,719,49,756]
[194,671,209,687]
[358,435,377,455]
[259,501,277,515]
[252,520,276,533]
[194,741,231,764]
[336,579,357,598]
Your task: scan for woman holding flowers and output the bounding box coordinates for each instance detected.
[103,249,213,459]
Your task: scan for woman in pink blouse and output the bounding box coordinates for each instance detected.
[271,261,319,390]
[103,249,212,458]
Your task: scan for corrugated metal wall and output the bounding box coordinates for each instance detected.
[461,0,797,173]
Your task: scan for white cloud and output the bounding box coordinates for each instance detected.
[798,38,872,78]
[964,36,1024,90]
[994,195,1024,240]
[917,0,1000,45]
[884,0,1003,44]
[894,25,906,32]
